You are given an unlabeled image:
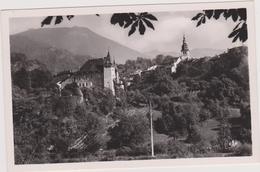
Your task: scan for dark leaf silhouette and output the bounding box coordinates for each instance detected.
[202,16,206,24]
[192,13,204,20]
[204,10,214,19]
[41,15,74,27]
[223,10,232,20]
[41,16,53,27]
[213,10,225,19]
[67,15,74,20]
[110,14,119,25]
[55,16,63,25]
[128,21,138,36]
[228,22,247,42]
[233,22,242,31]
[143,13,158,21]
[197,19,202,27]
[124,20,133,28]
[192,8,248,43]
[41,12,157,36]
[238,8,247,21]
[129,13,137,20]
[239,23,248,42]
[228,29,240,38]
[110,12,157,36]
[138,20,146,35]
[233,32,240,42]
[143,18,155,30]
[230,10,239,22]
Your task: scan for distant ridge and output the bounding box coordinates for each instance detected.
[11,27,146,65]
[145,48,225,59]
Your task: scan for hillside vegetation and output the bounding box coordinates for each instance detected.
[11,46,251,164]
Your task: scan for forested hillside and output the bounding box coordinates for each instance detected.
[11,46,251,164]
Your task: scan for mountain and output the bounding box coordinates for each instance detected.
[145,50,180,58]
[11,53,53,90]
[11,53,48,73]
[10,27,146,68]
[145,48,225,59]
[10,34,90,74]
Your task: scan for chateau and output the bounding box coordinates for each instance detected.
[56,51,120,95]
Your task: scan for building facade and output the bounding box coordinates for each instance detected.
[171,35,193,73]
[180,34,192,60]
[56,51,120,95]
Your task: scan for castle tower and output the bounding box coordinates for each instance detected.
[181,35,191,60]
[104,50,116,95]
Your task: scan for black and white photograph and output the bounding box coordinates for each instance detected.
[1,1,259,170]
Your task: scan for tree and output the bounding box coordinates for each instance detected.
[41,12,158,36]
[30,69,52,88]
[13,68,30,90]
[82,87,116,115]
[41,8,248,43]
[240,103,251,129]
[47,104,107,160]
[108,113,149,149]
[73,106,107,153]
[217,122,232,152]
[192,8,247,42]
[167,139,190,158]
[155,102,200,140]
[187,125,202,144]
[13,96,53,164]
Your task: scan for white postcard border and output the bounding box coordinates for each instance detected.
[1,1,259,172]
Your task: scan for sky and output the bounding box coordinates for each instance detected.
[10,11,243,53]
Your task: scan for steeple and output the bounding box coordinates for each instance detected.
[181,34,189,55]
[181,34,191,59]
[104,50,112,67]
[107,50,111,59]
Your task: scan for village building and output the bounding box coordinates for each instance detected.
[180,34,192,60]
[128,35,193,80]
[170,35,193,73]
[56,51,121,95]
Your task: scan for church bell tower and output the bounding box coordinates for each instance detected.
[103,50,116,95]
[181,35,191,60]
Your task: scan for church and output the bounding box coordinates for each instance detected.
[170,35,192,73]
[56,51,120,95]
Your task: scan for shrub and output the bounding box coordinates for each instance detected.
[199,109,212,122]
[187,125,203,144]
[189,140,211,155]
[108,113,149,149]
[167,139,191,158]
[116,146,132,156]
[100,150,117,161]
[154,141,168,154]
[217,122,232,152]
[61,89,72,97]
[233,143,252,156]
[238,128,252,144]
[131,144,151,156]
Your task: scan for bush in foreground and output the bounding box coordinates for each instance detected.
[108,113,150,149]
